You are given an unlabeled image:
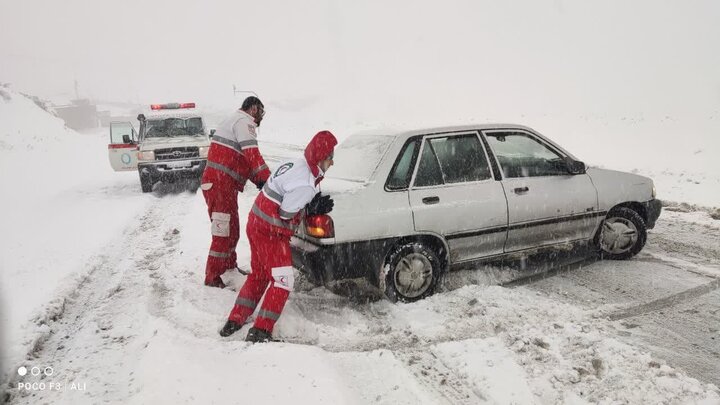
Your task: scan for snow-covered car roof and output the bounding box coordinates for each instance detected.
[332,123,579,183]
[352,123,577,161]
[144,110,203,120]
[357,123,537,139]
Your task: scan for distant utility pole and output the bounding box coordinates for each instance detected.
[232,85,258,98]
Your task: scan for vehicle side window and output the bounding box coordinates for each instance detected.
[414,140,443,187]
[414,134,491,187]
[486,133,567,178]
[386,139,419,190]
[430,135,491,183]
[110,122,136,143]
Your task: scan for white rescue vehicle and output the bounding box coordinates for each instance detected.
[107,103,211,192]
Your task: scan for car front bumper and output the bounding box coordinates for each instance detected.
[643,198,662,229]
[139,159,206,181]
[290,236,397,285]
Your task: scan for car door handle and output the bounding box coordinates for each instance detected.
[513,187,529,194]
[422,196,440,205]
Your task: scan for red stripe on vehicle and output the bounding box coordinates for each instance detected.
[108,144,137,149]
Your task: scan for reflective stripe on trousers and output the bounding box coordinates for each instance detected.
[209,250,231,258]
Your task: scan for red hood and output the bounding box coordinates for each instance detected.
[304,130,338,178]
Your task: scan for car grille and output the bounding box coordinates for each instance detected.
[154,147,200,161]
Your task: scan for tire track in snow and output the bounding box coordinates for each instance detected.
[288,294,491,403]
[395,350,485,405]
[608,278,720,321]
[4,197,184,404]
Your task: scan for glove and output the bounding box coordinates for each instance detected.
[305,192,334,215]
[255,180,265,190]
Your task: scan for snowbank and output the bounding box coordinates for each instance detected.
[0,87,151,382]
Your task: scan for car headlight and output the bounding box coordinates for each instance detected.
[199,146,208,158]
[652,183,656,198]
[138,151,155,161]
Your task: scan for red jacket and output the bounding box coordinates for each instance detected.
[201,110,270,190]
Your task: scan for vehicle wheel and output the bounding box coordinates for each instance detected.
[384,242,443,302]
[139,172,154,193]
[188,178,201,193]
[598,207,647,260]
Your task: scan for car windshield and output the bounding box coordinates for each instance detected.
[145,117,204,138]
[326,134,397,182]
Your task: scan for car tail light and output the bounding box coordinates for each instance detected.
[150,103,195,110]
[305,214,334,238]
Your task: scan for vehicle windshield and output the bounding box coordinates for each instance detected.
[145,117,204,138]
[326,134,397,182]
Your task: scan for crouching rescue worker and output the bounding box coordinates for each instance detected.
[219,130,338,342]
[201,97,271,288]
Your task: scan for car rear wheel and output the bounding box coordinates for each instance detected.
[384,242,442,302]
[599,207,647,260]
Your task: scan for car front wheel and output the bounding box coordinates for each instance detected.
[385,242,442,302]
[139,171,154,193]
[599,207,647,260]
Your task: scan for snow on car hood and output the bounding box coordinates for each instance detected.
[318,177,368,195]
[140,136,209,150]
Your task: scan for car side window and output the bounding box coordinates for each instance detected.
[386,139,419,190]
[431,135,491,183]
[414,134,491,187]
[486,133,567,178]
[414,139,444,187]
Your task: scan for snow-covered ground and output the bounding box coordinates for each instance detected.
[1,88,719,404]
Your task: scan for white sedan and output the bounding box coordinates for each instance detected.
[291,125,662,302]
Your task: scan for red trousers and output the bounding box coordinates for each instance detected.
[227,214,293,333]
[202,183,240,284]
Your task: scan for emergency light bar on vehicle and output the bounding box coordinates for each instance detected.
[150,102,196,110]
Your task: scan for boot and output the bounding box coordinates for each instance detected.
[219,320,243,337]
[245,327,274,343]
[205,276,226,289]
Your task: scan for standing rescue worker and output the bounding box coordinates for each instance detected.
[219,131,338,342]
[201,97,271,288]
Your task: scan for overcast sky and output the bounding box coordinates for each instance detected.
[1,0,719,121]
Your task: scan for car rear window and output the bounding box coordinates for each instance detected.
[327,134,397,182]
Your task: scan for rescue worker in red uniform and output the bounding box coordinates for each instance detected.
[219,130,338,342]
[201,97,271,288]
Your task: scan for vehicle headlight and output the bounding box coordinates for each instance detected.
[199,146,208,158]
[652,183,656,198]
[138,151,155,161]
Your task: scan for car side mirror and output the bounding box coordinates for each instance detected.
[564,157,586,174]
[122,134,133,144]
[209,129,216,138]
